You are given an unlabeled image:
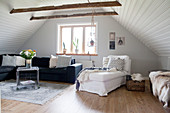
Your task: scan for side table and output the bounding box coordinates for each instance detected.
[16,67,39,89]
[126,75,145,92]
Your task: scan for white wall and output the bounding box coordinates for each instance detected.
[158,56,170,70]
[19,16,159,76]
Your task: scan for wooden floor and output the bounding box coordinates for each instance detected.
[2,81,167,113]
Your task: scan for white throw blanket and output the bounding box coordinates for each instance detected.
[131,73,144,82]
[149,71,170,108]
[77,68,117,82]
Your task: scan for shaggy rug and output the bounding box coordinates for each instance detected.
[0,81,70,105]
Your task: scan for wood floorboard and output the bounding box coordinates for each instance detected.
[2,80,166,113]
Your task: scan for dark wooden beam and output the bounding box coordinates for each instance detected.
[30,11,118,21]
[10,1,121,14]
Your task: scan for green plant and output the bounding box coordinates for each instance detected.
[63,42,66,49]
[73,38,79,49]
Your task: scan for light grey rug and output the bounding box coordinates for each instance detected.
[0,81,70,105]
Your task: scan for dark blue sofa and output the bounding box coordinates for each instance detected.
[0,54,82,83]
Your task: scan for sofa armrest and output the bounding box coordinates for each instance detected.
[67,63,82,83]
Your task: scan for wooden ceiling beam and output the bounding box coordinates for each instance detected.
[10,1,121,14]
[30,11,118,21]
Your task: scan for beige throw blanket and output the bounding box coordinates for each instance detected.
[149,71,170,108]
[77,68,117,82]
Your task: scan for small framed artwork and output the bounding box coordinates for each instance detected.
[109,32,115,41]
[109,41,115,50]
[117,37,125,46]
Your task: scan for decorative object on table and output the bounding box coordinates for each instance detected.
[0,80,69,105]
[126,75,145,92]
[73,38,79,54]
[63,42,67,54]
[117,37,125,46]
[20,49,36,68]
[109,32,115,41]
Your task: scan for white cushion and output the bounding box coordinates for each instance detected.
[107,58,124,71]
[103,57,109,68]
[108,55,130,73]
[49,55,58,68]
[15,56,25,66]
[2,55,16,66]
[89,71,126,82]
[56,55,72,68]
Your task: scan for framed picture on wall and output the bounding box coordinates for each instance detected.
[109,41,115,50]
[109,32,115,41]
[117,37,125,46]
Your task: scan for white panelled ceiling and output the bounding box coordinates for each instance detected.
[0,0,170,56]
[104,0,170,56]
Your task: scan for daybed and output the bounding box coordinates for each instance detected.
[77,55,131,96]
[149,71,170,108]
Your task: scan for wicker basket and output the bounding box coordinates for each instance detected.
[126,80,145,92]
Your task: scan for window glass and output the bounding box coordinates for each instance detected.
[58,25,96,54]
[62,28,71,53]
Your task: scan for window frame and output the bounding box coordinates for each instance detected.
[57,24,97,56]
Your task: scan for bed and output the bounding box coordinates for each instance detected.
[149,71,170,108]
[76,55,131,96]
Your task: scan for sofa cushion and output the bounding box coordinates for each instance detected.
[0,66,15,73]
[39,67,67,74]
[32,57,50,67]
[1,55,16,66]
[0,55,2,66]
[71,59,75,65]
[15,56,25,66]
[56,55,72,68]
[49,55,58,68]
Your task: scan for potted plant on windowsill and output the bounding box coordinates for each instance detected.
[73,38,79,54]
[63,42,67,54]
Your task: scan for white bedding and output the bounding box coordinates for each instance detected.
[89,71,127,81]
[78,71,127,96]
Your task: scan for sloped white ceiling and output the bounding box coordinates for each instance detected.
[0,0,46,53]
[0,0,107,53]
[1,0,169,56]
[104,0,170,56]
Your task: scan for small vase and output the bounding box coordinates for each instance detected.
[26,59,32,68]
[63,49,67,54]
[75,49,79,54]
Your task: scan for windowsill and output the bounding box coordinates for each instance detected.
[56,53,98,56]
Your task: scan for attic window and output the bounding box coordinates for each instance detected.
[57,24,97,55]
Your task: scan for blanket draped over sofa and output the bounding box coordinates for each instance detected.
[149,71,170,108]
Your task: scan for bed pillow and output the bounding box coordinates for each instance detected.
[107,58,124,71]
[56,55,72,68]
[15,56,25,66]
[108,55,130,73]
[49,55,58,68]
[103,57,109,68]
[1,55,16,66]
